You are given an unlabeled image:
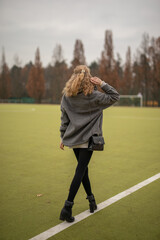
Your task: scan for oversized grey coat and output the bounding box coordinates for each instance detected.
[60,83,120,147]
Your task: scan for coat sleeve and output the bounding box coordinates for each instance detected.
[96,82,120,110]
[60,105,70,139]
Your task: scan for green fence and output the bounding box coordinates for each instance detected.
[0,98,35,103]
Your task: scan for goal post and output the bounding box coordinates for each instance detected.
[117,93,143,107]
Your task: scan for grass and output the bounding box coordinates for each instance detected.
[0,104,160,240]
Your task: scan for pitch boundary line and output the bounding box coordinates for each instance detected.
[29,173,160,240]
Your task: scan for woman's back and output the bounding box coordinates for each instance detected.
[60,80,120,147]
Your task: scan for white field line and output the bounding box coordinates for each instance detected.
[29,173,160,240]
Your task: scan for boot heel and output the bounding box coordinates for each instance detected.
[86,194,97,213]
[59,216,65,220]
[59,213,65,220]
[90,204,94,213]
[59,200,75,223]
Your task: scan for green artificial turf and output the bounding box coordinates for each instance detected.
[0,104,160,240]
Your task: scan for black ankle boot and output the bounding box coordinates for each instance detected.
[59,200,75,222]
[86,194,97,213]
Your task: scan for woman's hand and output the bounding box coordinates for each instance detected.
[90,77,103,86]
[60,141,64,150]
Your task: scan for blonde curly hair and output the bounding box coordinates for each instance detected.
[62,65,94,97]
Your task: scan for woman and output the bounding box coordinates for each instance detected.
[59,65,120,222]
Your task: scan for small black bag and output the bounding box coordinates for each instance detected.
[88,98,105,151]
[88,135,105,151]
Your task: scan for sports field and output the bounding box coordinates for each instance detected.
[0,104,160,240]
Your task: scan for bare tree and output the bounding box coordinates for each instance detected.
[52,44,64,66]
[13,54,22,67]
[71,39,86,68]
[123,46,133,94]
[0,47,11,99]
[99,30,118,87]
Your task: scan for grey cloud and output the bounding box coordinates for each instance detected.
[0,0,160,67]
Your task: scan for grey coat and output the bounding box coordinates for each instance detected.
[60,83,120,147]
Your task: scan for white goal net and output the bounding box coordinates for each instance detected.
[117,93,143,107]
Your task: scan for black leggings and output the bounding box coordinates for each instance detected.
[67,148,93,202]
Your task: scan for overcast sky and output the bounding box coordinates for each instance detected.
[0,0,160,68]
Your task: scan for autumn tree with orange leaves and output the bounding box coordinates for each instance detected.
[132,33,157,106]
[1,30,160,106]
[148,36,160,105]
[26,48,45,103]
